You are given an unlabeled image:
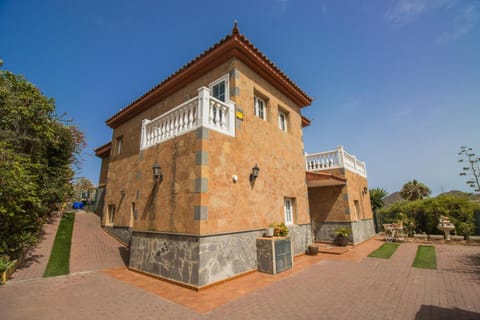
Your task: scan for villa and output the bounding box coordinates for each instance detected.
[95,23,375,289]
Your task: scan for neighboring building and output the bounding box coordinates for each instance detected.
[95,24,374,289]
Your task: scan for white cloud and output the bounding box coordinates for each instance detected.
[436,2,480,42]
[385,0,427,26]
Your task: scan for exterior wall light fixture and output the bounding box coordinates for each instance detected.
[362,187,368,195]
[249,163,260,182]
[152,162,163,182]
[120,190,126,197]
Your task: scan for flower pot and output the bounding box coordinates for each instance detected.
[266,227,274,237]
[308,245,318,256]
[335,235,349,247]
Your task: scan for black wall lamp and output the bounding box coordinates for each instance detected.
[152,162,163,183]
[249,163,260,182]
[120,189,126,197]
[362,187,368,195]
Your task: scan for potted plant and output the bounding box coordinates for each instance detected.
[266,223,275,237]
[335,227,351,246]
[307,244,318,255]
[273,222,289,237]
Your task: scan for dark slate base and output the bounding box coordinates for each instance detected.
[314,219,375,245]
[103,226,132,245]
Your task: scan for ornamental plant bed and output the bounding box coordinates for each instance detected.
[368,243,400,259]
[412,245,437,269]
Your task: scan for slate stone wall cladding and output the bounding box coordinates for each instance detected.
[128,226,313,287]
[314,220,375,244]
[129,231,200,286]
[103,226,132,245]
[288,224,313,255]
[351,219,375,244]
[198,230,264,286]
[315,222,352,243]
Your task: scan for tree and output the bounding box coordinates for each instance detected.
[458,146,480,193]
[0,69,85,257]
[72,177,95,201]
[400,179,431,201]
[369,188,388,212]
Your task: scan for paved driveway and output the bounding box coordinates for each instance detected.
[1,213,480,320]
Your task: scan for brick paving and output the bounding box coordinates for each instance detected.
[8,213,62,282]
[2,216,480,320]
[69,211,127,273]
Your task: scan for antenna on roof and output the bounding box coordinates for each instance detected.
[232,20,239,35]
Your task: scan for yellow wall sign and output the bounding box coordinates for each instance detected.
[236,110,244,120]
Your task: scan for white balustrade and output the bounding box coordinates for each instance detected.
[140,87,235,150]
[305,146,367,178]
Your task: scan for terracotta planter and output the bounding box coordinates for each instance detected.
[308,245,318,256]
[335,236,349,247]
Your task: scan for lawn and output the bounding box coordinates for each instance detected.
[43,211,75,277]
[412,245,437,269]
[368,243,400,259]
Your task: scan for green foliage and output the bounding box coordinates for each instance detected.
[335,227,352,238]
[380,194,478,236]
[72,177,95,201]
[43,212,75,277]
[0,256,13,273]
[412,245,437,269]
[369,187,388,212]
[368,243,400,259]
[400,179,431,201]
[0,70,85,258]
[273,222,289,237]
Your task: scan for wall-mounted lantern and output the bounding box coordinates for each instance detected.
[362,187,368,195]
[152,162,163,183]
[249,163,260,182]
[120,189,126,197]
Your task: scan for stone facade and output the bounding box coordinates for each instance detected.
[308,168,375,244]
[97,28,314,287]
[103,226,132,245]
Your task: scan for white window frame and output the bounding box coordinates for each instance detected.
[254,96,266,120]
[278,110,288,132]
[209,74,229,102]
[284,198,294,225]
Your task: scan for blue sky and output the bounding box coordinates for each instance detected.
[1,0,479,195]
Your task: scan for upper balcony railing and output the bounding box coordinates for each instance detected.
[305,146,367,178]
[141,87,235,150]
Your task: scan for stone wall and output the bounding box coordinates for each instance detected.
[129,231,200,286]
[351,219,375,244]
[314,220,375,244]
[103,226,132,245]
[288,223,312,255]
[198,229,264,286]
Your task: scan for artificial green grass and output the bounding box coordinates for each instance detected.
[43,211,75,277]
[412,245,437,269]
[368,243,400,259]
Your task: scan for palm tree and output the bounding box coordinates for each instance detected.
[369,187,388,233]
[400,179,431,201]
[369,188,388,212]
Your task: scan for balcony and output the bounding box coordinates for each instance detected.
[305,146,367,178]
[141,87,235,150]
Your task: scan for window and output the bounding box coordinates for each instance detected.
[129,202,135,227]
[278,110,288,132]
[116,136,123,155]
[107,204,115,226]
[284,198,294,225]
[254,96,266,120]
[209,74,229,102]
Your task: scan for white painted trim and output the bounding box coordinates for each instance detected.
[254,96,266,120]
[284,198,294,225]
[209,74,230,102]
